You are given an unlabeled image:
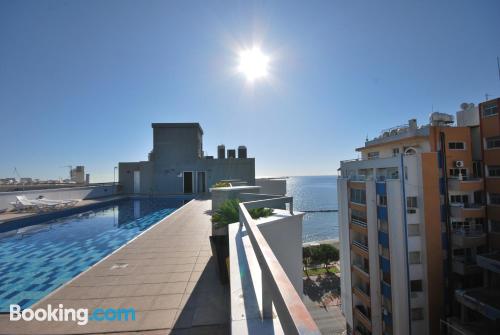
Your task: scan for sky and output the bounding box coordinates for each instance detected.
[1,0,500,182]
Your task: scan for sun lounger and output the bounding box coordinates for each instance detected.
[10,196,59,212]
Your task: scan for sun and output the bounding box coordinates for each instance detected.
[237,47,270,82]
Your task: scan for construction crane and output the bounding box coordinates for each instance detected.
[61,165,73,181]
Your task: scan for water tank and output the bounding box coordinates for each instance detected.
[430,112,454,126]
[227,149,236,159]
[217,145,225,159]
[238,145,247,159]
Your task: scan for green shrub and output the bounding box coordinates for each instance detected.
[212,181,230,188]
[212,199,274,229]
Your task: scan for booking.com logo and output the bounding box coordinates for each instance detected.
[10,304,136,325]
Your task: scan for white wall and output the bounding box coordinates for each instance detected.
[366,181,382,335]
[257,210,304,295]
[255,178,287,196]
[0,185,117,210]
[210,185,261,212]
[387,179,410,335]
[337,178,353,328]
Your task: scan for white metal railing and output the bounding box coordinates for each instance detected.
[238,196,320,335]
[352,240,369,252]
[351,218,368,228]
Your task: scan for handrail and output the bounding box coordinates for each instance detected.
[352,240,369,252]
[238,197,320,335]
[351,218,368,228]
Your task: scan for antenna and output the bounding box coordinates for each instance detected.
[485,93,490,101]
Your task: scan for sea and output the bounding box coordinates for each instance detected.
[285,175,338,243]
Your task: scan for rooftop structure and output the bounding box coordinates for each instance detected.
[118,123,255,194]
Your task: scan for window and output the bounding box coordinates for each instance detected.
[407,196,418,208]
[378,219,388,232]
[490,193,500,205]
[409,251,421,264]
[450,195,469,204]
[392,148,400,157]
[411,308,424,321]
[408,224,420,236]
[351,209,367,223]
[379,245,390,259]
[486,136,500,149]
[368,151,380,159]
[449,168,467,177]
[483,104,498,117]
[410,280,423,292]
[379,195,387,206]
[351,188,366,204]
[488,166,500,177]
[448,142,465,150]
[491,221,500,233]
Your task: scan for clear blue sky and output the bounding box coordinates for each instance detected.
[1,0,500,182]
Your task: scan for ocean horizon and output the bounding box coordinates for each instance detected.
[284,175,338,243]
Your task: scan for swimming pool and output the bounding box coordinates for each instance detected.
[0,197,188,312]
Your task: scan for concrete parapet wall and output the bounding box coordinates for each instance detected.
[210,186,261,212]
[0,185,118,210]
[255,178,286,196]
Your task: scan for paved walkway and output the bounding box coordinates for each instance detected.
[0,198,229,335]
[303,274,346,335]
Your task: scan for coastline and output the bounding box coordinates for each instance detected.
[303,238,339,249]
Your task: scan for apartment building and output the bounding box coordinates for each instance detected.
[338,100,499,335]
[450,98,500,334]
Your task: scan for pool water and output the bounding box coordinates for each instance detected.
[0,197,186,312]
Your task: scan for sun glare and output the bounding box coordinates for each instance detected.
[237,47,270,82]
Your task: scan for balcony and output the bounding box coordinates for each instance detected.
[449,204,485,219]
[451,226,486,248]
[476,253,500,274]
[452,256,481,275]
[352,240,369,258]
[447,177,484,192]
[353,285,371,306]
[352,263,370,281]
[455,288,500,321]
[354,305,372,331]
[351,219,368,234]
[229,195,321,334]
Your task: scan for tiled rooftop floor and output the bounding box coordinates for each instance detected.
[0,198,229,335]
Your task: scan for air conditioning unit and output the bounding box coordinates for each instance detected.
[455,160,465,168]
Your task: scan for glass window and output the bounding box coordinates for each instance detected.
[351,209,367,223]
[486,136,500,149]
[409,251,421,264]
[379,195,387,206]
[410,280,423,292]
[408,224,420,236]
[411,308,424,321]
[448,142,465,150]
[350,188,366,204]
[491,221,500,233]
[450,195,469,204]
[407,196,418,208]
[490,193,500,205]
[392,148,400,157]
[378,219,389,232]
[488,166,500,177]
[368,152,380,159]
[449,168,467,177]
[483,104,498,117]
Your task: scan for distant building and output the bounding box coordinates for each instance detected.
[19,177,32,184]
[70,166,85,184]
[0,178,16,185]
[338,98,500,335]
[119,123,255,194]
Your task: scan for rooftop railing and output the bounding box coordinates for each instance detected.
[238,196,320,335]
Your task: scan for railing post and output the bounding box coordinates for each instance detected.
[262,269,273,318]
